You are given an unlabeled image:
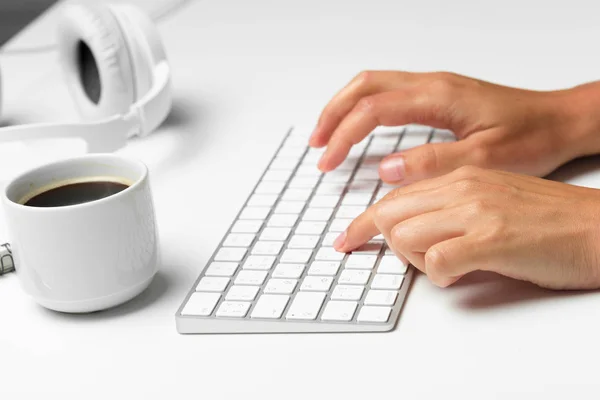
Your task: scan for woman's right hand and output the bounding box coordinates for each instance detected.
[309,71,600,185]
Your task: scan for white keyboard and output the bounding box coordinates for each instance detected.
[175,125,455,334]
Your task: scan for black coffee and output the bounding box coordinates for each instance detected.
[24,181,129,207]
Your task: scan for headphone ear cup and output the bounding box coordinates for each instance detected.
[56,4,136,120]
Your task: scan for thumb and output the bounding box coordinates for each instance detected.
[378,139,485,185]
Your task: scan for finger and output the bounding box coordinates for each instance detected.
[378,138,486,185]
[424,235,486,287]
[309,71,423,148]
[318,86,458,172]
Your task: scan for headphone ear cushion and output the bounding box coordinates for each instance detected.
[56,4,136,120]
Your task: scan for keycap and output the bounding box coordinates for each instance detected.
[328,218,352,232]
[322,170,353,183]
[295,165,322,177]
[247,194,278,207]
[205,262,238,277]
[347,181,378,193]
[335,205,366,219]
[295,221,326,235]
[235,270,268,285]
[331,285,364,300]
[260,227,291,241]
[338,270,371,285]
[357,305,392,323]
[196,277,230,292]
[364,290,398,306]
[308,261,340,276]
[289,176,320,188]
[251,294,290,319]
[254,181,286,195]
[288,235,320,249]
[315,247,345,261]
[223,233,255,247]
[282,188,312,201]
[337,158,359,170]
[345,254,377,270]
[242,255,276,270]
[251,242,283,255]
[239,206,271,220]
[377,255,408,274]
[353,169,380,181]
[316,183,346,195]
[352,241,383,254]
[321,232,339,246]
[371,274,404,289]
[302,207,334,221]
[264,278,298,294]
[301,276,334,291]
[214,247,247,262]
[263,169,293,181]
[216,301,251,318]
[280,249,312,263]
[341,193,372,206]
[267,214,299,227]
[310,195,341,208]
[231,220,263,233]
[272,263,305,279]
[225,285,260,301]
[181,292,221,316]
[398,131,430,150]
[286,292,326,320]
[321,300,358,321]
[275,201,305,214]
[270,157,299,170]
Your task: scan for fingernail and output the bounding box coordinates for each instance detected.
[333,230,347,250]
[379,156,406,182]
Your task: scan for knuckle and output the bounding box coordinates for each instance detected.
[468,199,488,216]
[372,202,387,224]
[454,165,482,179]
[424,246,450,285]
[356,96,378,115]
[470,145,492,166]
[355,70,375,86]
[390,223,411,251]
[425,78,455,100]
[453,178,480,195]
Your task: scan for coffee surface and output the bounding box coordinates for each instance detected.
[24,181,129,207]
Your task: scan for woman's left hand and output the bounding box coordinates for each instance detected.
[333,165,600,290]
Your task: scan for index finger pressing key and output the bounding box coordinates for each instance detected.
[332,204,380,253]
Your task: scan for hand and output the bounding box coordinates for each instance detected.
[333,166,600,290]
[310,71,600,184]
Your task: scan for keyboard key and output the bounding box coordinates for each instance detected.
[254,181,286,195]
[289,176,320,188]
[205,262,238,277]
[316,183,346,195]
[214,247,247,262]
[301,276,334,291]
[251,241,283,255]
[272,263,305,279]
[322,170,353,183]
[338,270,371,285]
[364,290,398,306]
[275,201,305,214]
[377,255,408,274]
[335,205,366,219]
[223,233,255,247]
[267,214,299,227]
[231,220,263,233]
[235,270,268,285]
[251,294,290,319]
[353,169,380,180]
[216,301,251,318]
[347,181,378,193]
[270,157,299,170]
[181,292,221,316]
[352,241,383,254]
[288,235,320,249]
[286,292,326,320]
[225,285,259,301]
[196,277,230,292]
[328,218,352,232]
[357,305,392,323]
[308,261,340,276]
[302,207,334,221]
[282,188,312,201]
[342,193,372,206]
[295,221,326,235]
[399,132,430,150]
[247,194,278,207]
[280,249,312,263]
[310,195,341,208]
[239,206,271,220]
[321,232,339,246]
[331,285,364,300]
[263,169,293,181]
[264,278,298,294]
[242,255,276,270]
[321,300,358,321]
[337,158,359,171]
[345,254,377,270]
[295,165,322,177]
[371,274,404,289]
[315,247,345,261]
[260,227,292,241]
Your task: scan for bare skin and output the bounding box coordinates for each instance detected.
[310,71,600,289]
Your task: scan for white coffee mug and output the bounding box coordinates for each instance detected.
[2,154,159,313]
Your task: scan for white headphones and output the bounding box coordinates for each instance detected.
[0,3,172,152]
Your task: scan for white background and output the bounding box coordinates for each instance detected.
[2,0,600,398]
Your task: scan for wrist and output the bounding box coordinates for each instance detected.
[554,81,600,158]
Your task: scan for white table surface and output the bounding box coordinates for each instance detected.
[2,0,600,398]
